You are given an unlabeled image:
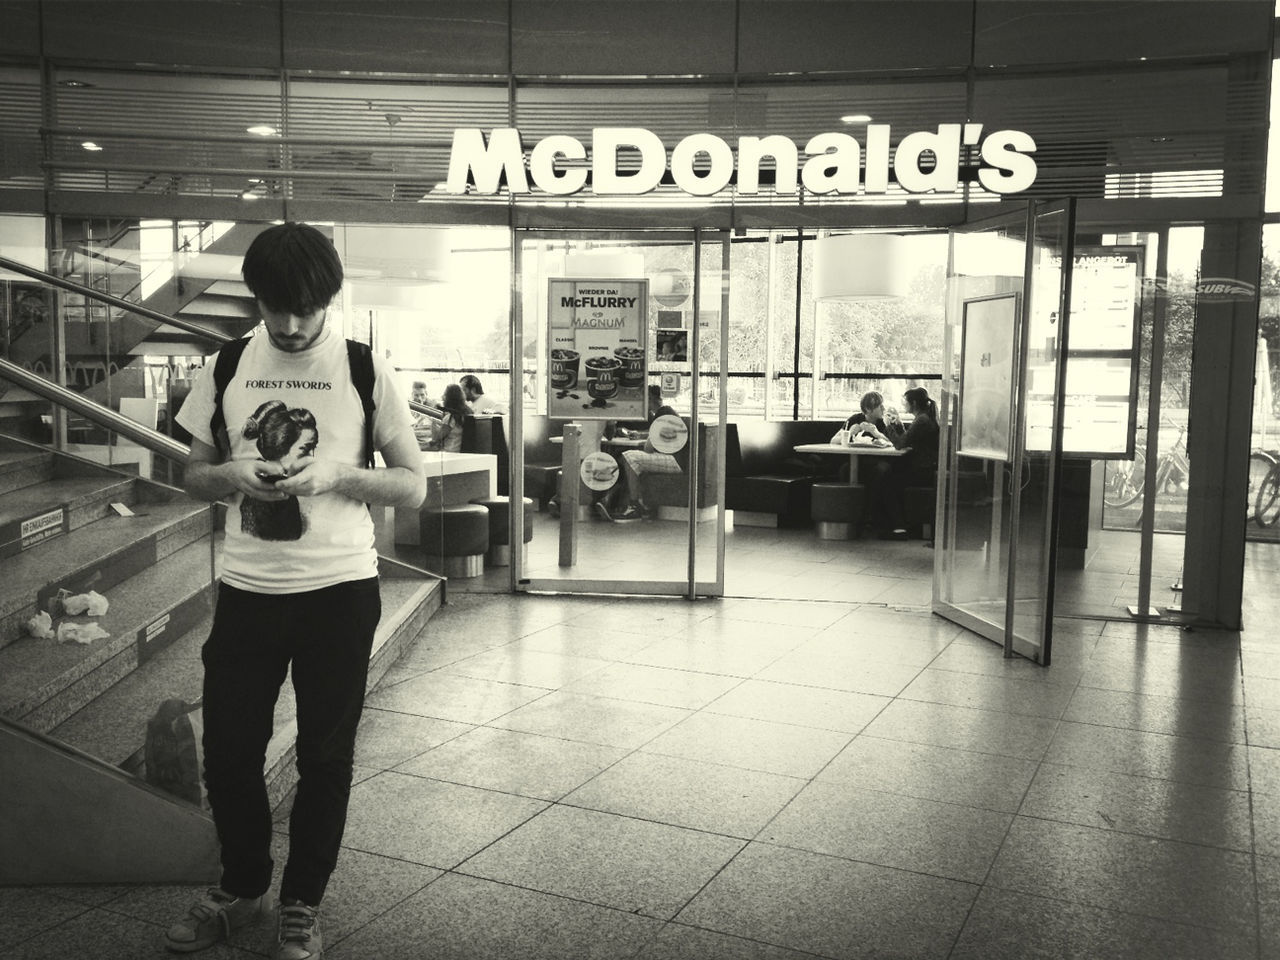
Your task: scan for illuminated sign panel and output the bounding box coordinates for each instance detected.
[445,124,1038,197]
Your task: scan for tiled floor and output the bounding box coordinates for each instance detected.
[4,538,1279,959]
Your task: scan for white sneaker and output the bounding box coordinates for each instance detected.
[274,899,322,960]
[165,888,266,952]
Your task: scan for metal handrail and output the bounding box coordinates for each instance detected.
[0,254,234,346]
[0,357,191,463]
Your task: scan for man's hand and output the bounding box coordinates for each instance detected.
[227,459,291,501]
[274,459,349,498]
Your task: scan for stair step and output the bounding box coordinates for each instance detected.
[0,475,138,549]
[0,536,216,732]
[0,450,53,496]
[0,500,213,649]
[49,574,437,802]
[50,612,212,767]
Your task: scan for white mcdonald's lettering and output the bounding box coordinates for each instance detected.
[445,124,1039,197]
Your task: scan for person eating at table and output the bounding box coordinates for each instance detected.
[834,390,904,482]
[596,385,680,523]
[871,386,940,539]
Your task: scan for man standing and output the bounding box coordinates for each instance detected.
[167,223,425,959]
[459,373,507,415]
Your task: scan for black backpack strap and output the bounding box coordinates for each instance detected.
[209,337,252,460]
[345,339,376,468]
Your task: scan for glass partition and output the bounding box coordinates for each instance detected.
[515,229,727,596]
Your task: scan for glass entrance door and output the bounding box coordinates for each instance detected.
[935,201,1073,662]
[513,229,728,597]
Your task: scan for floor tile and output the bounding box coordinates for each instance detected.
[898,667,1076,719]
[1254,788,1280,858]
[634,922,819,959]
[562,751,807,838]
[1064,684,1246,743]
[1044,720,1249,790]
[642,711,853,779]
[394,726,627,800]
[1248,703,1280,749]
[364,671,550,724]
[507,623,661,660]
[0,888,87,945]
[702,679,889,733]
[489,690,691,749]
[715,598,856,629]
[623,627,801,677]
[988,816,1255,932]
[437,645,612,689]
[1260,854,1280,960]
[676,842,977,960]
[1251,744,1280,795]
[804,629,953,668]
[760,780,1012,883]
[861,698,1060,761]
[352,708,473,769]
[755,646,924,696]
[1019,761,1252,851]
[562,660,743,710]
[458,805,744,920]
[2,906,258,959]
[324,872,659,960]
[815,735,1038,813]
[342,771,547,868]
[950,885,1258,960]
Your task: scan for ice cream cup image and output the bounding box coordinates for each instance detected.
[656,423,680,442]
[585,355,622,399]
[613,345,645,387]
[550,348,580,389]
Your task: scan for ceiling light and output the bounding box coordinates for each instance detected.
[840,114,873,124]
[246,125,277,137]
[80,141,102,152]
[240,190,259,201]
[58,79,93,88]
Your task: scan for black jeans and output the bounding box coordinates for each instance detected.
[201,577,380,906]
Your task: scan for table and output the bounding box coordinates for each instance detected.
[392,451,498,546]
[794,442,906,483]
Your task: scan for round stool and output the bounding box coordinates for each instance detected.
[420,503,489,577]
[471,495,534,566]
[810,483,867,540]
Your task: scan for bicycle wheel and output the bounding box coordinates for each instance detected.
[1104,450,1147,509]
[1249,452,1277,523]
[1256,466,1280,527]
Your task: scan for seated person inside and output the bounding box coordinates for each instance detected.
[421,383,469,453]
[870,386,940,539]
[460,374,507,416]
[836,390,905,482]
[596,385,681,523]
[409,380,440,447]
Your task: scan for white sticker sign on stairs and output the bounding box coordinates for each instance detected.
[7,507,67,556]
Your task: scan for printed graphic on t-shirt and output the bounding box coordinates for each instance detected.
[239,399,319,541]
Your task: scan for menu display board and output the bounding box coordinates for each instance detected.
[1025,246,1143,458]
[547,278,648,421]
[958,293,1019,462]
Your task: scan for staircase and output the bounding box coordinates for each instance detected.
[0,434,443,884]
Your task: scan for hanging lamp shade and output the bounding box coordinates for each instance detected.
[812,233,909,301]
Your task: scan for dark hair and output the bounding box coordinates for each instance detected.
[903,387,937,421]
[459,374,484,395]
[859,391,884,415]
[241,223,343,317]
[242,400,318,460]
[441,383,470,423]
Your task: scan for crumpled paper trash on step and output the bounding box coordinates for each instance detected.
[62,590,109,617]
[56,621,110,645]
[25,611,54,639]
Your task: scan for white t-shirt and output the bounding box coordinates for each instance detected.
[469,394,506,416]
[177,327,414,594]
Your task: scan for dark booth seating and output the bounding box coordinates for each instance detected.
[520,414,562,509]
[460,414,509,496]
[634,421,719,511]
[725,420,845,524]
